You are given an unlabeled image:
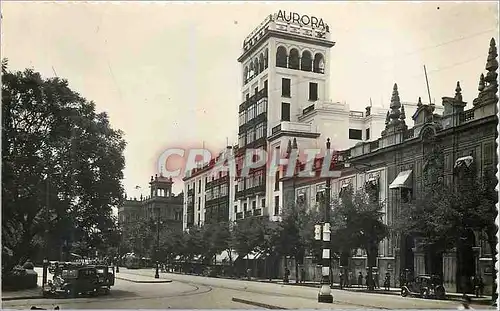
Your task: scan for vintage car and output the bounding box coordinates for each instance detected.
[90,265,115,294]
[44,266,99,298]
[401,274,446,299]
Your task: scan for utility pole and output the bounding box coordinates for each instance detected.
[42,175,50,288]
[316,138,333,303]
[155,208,162,279]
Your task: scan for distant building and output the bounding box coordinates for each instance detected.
[119,174,184,233]
[183,146,236,228]
[281,38,498,294]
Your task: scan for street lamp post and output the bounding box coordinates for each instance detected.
[154,215,164,279]
[317,138,334,303]
[116,227,121,273]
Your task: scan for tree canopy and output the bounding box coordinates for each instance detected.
[2,60,126,270]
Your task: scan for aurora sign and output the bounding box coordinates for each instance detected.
[275,10,327,30]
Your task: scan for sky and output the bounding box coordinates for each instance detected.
[2,1,498,198]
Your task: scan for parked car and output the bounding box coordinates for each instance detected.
[44,266,99,298]
[401,274,446,299]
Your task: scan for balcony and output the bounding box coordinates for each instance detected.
[245,210,252,217]
[269,121,319,140]
[253,208,262,216]
[236,212,243,220]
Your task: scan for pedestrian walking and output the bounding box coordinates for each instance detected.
[458,294,473,310]
[357,272,363,288]
[246,268,251,281]
[384,272,391,291]
[300,268,306,284]
[474,275,484,297]
[283,267,290,284]
[348,271,353,287]
[339,272,344,289]
[374,272,380,289]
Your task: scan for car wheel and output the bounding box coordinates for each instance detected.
[435,286,445,299]
[401,287,409,297]
[421,289,429,299]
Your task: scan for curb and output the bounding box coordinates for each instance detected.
[115,276,172,284]
[2,295,44,301]
[232,297,287,310]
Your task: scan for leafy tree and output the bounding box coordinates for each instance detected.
[206,222,234,265]
[276,202,317,282]
[231,217,274,269]
[332,186,388,291]
[122,218,155,257]
[2,61,126,270]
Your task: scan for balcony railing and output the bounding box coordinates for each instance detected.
[244,210,252,217]
[369,140,379,150]
[403,128,415,140]
[253,208,262,216]
[459,109,475,123]
[236,212,243,220]
[271,121,315,136]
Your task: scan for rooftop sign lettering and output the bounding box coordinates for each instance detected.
[276,10,327,31]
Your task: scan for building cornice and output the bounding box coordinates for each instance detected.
[238,30,335,63]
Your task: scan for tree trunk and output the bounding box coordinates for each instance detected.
[295,255,299,284]
[366,243,377,291]
[488,239,497,304]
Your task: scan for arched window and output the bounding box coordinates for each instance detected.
[259,54,265,72]
[243,66,249,84]
[264,48,269,69]
[249,62,255,79]
[288,48,300,70]
[254,58,259,75]
[276,46,287,68]
[301,51,312,71]
[313,53,325,73]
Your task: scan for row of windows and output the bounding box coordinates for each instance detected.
[247,170,265,189]
[239,122,267,147]
[236,198,265,214]
[236,170,265,192]
[239,98,268,125]
[281,78,319,101]
[205,183,229,201]
[243,48,269,85]
[276,47,325,74]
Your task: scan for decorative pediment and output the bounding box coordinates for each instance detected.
[419,125,437,142]
[412,101,435,125]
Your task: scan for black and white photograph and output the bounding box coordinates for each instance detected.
[1,1,499,310]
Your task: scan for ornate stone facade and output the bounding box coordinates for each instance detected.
[281,38,498,292]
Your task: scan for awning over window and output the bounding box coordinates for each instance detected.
[215,250,238,263]
[454,156,474,169]
[389,170,413,189]
[237,251,265,261]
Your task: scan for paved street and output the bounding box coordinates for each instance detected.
[2,268,494,309]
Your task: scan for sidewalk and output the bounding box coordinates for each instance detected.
[115,271,172,284]
[247,277,493,305]
[171,271,493,305]
[2,286,43,301]
[2,269,45,301]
